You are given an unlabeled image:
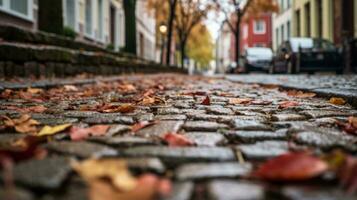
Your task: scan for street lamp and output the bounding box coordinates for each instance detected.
[159,23,167,64]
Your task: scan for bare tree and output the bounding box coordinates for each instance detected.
[214,0,252,65]
[165,0,178,65]
[214,0,278,64]
[175,0,210,68]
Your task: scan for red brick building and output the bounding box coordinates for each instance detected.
[230,13,273,61]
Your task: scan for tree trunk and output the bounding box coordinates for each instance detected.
[166,0,177,65]
[123,0,137,55]
[180,41,186,69]
[235,11,242,65]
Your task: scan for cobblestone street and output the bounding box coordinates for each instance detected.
[1,74,357,200]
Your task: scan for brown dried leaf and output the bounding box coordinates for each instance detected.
[286,90,316,98]
[329,97,346,105]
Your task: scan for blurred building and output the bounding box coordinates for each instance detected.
[292,0,357,44]
[238,13,273,52]
[63,0,125,50]
[0,0,38,30]
[0,0,157,61]
[216,22,232,73]
[272,0,292,51]
[136,0,156,61]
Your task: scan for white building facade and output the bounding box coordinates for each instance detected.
[136,0,156,61]
[272,0,293,51]
[216,22,232,73]
[63,0,125,50]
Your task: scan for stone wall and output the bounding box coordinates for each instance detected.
[0,25,186,78]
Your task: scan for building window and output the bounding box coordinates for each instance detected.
[253,20,266,34]
[276,28,280,47]
[85,0,93,37]
[64,0,76,30]
[10,0,28,15]
[281,25,285,42]
[0,0,33,20]
[97,0,103,41]
[287,21,291,38]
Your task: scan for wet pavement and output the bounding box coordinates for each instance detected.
[0,74,357,200]
[226,74,357,107]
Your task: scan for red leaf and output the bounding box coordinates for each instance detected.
[253,152,328,181]
[338,156,357,194]
[278,101,299,109]
[162,133,194,147]
[131,121,157,133]
[201,96,211,105]
[69,125,110,141]
[336,117,357,135]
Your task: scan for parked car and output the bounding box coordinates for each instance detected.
[270,38,343,74]
[238,47,273,73]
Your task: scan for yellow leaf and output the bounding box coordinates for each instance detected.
[37,124,72,136]
[72,159,137,192]
[329,97,346,105]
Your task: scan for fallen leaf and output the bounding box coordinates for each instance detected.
[27,105,47,113]
[101,104,136,113]
[37,124,72,137]
[64,85,79,92]
[0,135,47,162]
[2,115,40,134]
[329,97,346,105]
[286,90,316,98]
[118,84,136,92]
[69,125,110,141]
[251,100,272,105]
[201,96,211,105]
[336,116,357,135]
[27,88,43,94]
[162,133,194,147]
[229,98,252,105]
[253,152,328,181]
[89,174,171,200]
[73,159,137,191]
[278,101,299,109]
[131,121,157,133]
[338,155,357,194]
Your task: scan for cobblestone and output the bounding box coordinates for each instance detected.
[1,74,357,199]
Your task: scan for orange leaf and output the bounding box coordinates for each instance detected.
[329,97,346,105]
[162,133,194,147]
[278,101,299,109]
[253,152,328,181]
[229,98,252,105]
[131,121,157,132]
[286,90,316,98]
[201,96,211,105]
[2,115,40,134]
